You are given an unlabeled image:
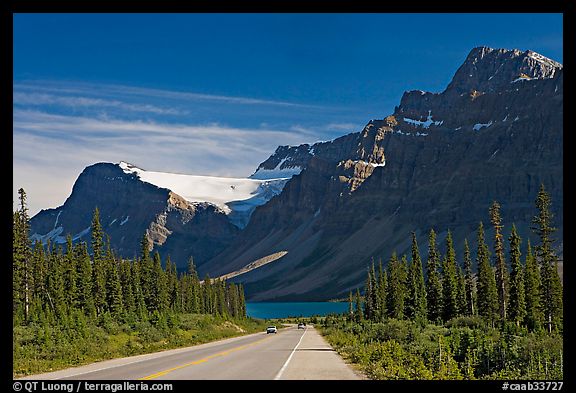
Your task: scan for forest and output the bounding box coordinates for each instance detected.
[320,184,563,380]
[12,189,265,377]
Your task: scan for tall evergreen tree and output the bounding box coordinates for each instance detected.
[151,251,168,312]
[13,189,33,321]
[363,262,377,320]
[75,242,95,317]
[524,239,542,330]
[64,235,79,309]
[442,230,459,321]
[456,265,467,316]
[348,290,354,321]
[463,239,476,316]
[387,253,408,319]
[91,207,107,315]
[426,229,443,323]
[508,224,526,326]
[475,222,499,325]
[532,184,562,332]
[490,201,508,321]
[407,232,427,321]
[376,259,387,322]
[354,288,363,322]
[120,259,135,316]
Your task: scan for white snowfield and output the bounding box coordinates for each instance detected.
[118,162,288,225]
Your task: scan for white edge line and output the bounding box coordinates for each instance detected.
[274,327,307,380]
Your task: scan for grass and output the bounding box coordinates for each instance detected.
[13,313,270,378]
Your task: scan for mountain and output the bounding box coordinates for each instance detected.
[29,46,562,301]
[30,162,289,269]
[198,47,563,301]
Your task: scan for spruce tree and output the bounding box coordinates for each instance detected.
[463,239,476,316]
[407,232,427,321]
[13,189,33,321]
[489,201,508,321]
[120,259,135,316]
[532,184,562,332]
[508,224,526,326]
[377,259,388,322]
[442,230,459,321]
[91,207,107,315]
[426,229,443,323]
[75,242,95,317]
[354,288,363,322]
[363,262,377,320]
[151,251,168,312]
[524,239,542,330]
[64,235,79,309]
[475,222,499,326]
[456,266,467,316]
[348,290,354,321]
[139,234,153,310]
[131,257,147,319]
[387,253,408,319]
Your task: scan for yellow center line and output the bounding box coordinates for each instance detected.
[139,334,275,380]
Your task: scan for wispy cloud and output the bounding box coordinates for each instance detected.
[13,79,372,215]
[14,80,325,109]
[13,92,187,115]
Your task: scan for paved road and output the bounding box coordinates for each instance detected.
[19,325,362,380]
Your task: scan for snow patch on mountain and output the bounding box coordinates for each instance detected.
[403,110,443,129]
[119,162,288,227]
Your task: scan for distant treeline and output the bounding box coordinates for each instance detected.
[12,189,247,327]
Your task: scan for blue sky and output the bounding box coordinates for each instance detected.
[13,13,563,215]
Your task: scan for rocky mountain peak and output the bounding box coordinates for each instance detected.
[445,46,562,94]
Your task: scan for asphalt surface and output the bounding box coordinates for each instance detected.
[19,325,362,380]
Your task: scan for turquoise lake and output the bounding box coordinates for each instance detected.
[246,302,348,319]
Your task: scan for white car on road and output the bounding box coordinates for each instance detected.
[266,326,277,334]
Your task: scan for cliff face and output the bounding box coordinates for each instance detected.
[201,47,563,301]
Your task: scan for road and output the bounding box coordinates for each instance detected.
[19,325,362,380]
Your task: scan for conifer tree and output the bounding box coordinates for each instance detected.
[120,259,135,316]
[524,239,542,330]
[348,290,354,321]
[75,242,95,317]
[476,222,499,325]
[64,235,79,309]
[387,253,408,319]
[490,201,508,321]
[442,230,459,321]
[131,257,147,319]
[508,224,526,326]
[91,207,107,315]
[407,232,427,321]
[237,283,246,317]
[426,229,443,323]
[354,288,363,322]
[463,239,476,316]
[165,256,179,311]
[377,259,387,322]
[456,266,467,316]
[13,189,33,321]
[363,262,377,320]
[532,184,562,332]
[151,251,168,312]
[139,234,154,310]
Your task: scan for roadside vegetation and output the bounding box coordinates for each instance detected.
[12,189,267,377]
[319,184,563,380]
